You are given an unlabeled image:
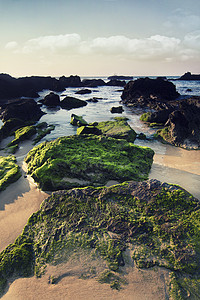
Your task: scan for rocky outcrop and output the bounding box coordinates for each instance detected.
[77,125,101,135]
[58,75,82,87]
[40,92,60,106]
[0,99,44,122]
[108,75,133,80]
[177,72,200,81]
[0,179,199,297]
[121,77,180,108]
[60,96,87,110]
[70,114,88,126]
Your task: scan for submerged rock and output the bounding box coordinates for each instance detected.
[0,179,199,297]
[110,106,124,113]
[75,89,92,95]
[25,135,154,190]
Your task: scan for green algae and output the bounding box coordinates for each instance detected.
[0,180,199,297]
[24,135,154,190]
[95,118,137,142]
[0,155,21,192]
[7,126,36,147]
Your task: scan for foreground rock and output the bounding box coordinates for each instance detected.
[0,156,21,192]
[40,92,60,106]
[25,135,154,190]
[0,179,199,298]
[0,98,44,123]
[121,77,179,109]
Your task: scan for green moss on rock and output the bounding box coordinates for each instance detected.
[25,135,154,190]
[0,155,21,192]
[7,126,36,147]
[0,179,199,297]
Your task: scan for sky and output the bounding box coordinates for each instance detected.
[0,0,200,77]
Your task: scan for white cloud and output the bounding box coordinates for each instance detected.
[5,41,18,50]
[22,33,81,53]
[4,32,200,63]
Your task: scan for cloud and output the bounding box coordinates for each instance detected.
[5,32,200,63]
[5,41,18,50]
[22,33,81,53]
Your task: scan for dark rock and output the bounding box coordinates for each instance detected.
[82,79,106,87]
[121,77,180,108]
[40,92,60,106]
[141,108,174,124]
[110,106,124,114]
[177,72,200,81]
[75,89,92,95]
[59,75,82,87]
[60,96,87,110]
[186,88,192,92]
[108,75,133,80]
[86,97,99,103]
[106,80,126,87]
[137,133,146,140]
[0,99,44,123]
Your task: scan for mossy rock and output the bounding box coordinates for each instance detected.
[7,126,37,147]
[95,118,137,142]
[0,155,21,192]
[25,135,154,191]
[0,179,199,297]
[77,125,101,135]
[70,114,88,126]
[0,118,26,141]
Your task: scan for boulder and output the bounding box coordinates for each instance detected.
[75,89,92,95]
[121,77,180,108]
[140,108,173,124]
[0,99,44,123]
[110,106,124,114]
[41,92,60,106]
[70,114,88,126]
[60,96,87,110]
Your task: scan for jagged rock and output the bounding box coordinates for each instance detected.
[121,77,179,108]
[108,75,133,80]
[58,75,82,87]
[77,125,101,135]
[140,108,174,124]
[60,96,87,110]
[40,92,60,106]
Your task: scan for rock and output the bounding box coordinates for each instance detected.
[177,72,200,81]
[110,106,124,114]
[186,88,192,92]
[137,133,146,140]
[77,125,101,135]
[0,155,21,192]
[0,178,199,297]
[75,89,92,95]
[0,99,44,123]
[25,135,154,190]
[58,75,82,87]
[121,77,180,108]
[82,79,106,87]
[95,118,137,142]
[140,108,174,124]
[86,97,102,103]
[106,80,126,87]
[157,97,200,148]
[60,96,87,110]
[40,92,60,106]
[108,75,133,80]
[70,114,88,126]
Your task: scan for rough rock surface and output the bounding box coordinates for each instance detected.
[0,99,44,122]
[60,96,87,110]
[0,179,199,298]
[121,77,179,108]
[40,92,60,106]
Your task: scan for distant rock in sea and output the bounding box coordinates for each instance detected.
[108,75,133,80]
[177,72,200,81]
